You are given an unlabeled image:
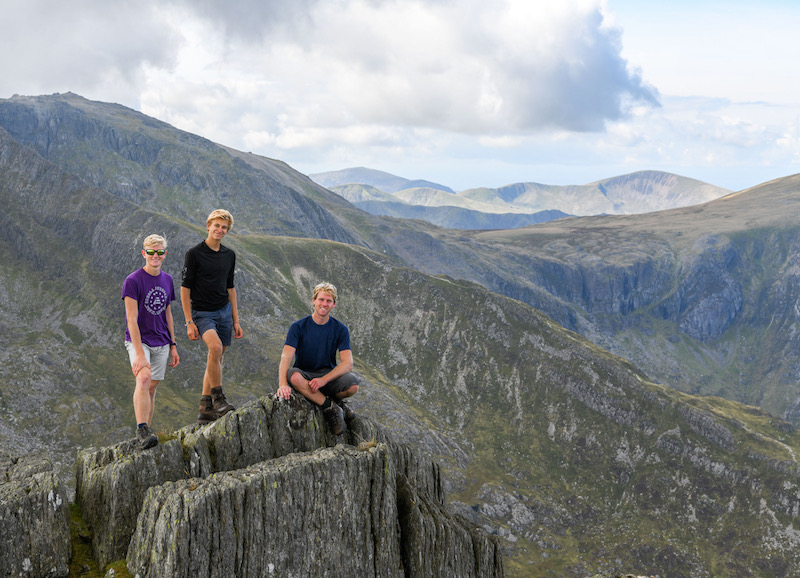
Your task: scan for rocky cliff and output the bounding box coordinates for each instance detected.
[73,393,503,577]
[1,394,501,577]
[0,453,71,577]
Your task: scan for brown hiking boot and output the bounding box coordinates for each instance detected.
[136,424,158,450]
[323,400,347,435]
[337,399,355,422]
[211,386,235,416]
[197,395,217,425]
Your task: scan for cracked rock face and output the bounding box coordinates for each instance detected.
[127,445,402,578]
[0,453,71,578]
[75,395,503,577]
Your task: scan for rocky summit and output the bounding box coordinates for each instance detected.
[1,392,502,577]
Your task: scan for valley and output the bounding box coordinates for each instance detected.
[2,93,800,576]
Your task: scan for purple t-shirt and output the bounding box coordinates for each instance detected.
[122,268,176,347]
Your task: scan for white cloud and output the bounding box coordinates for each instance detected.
[0,0,176,106]
[1,0,798,191]
[135,1,650,129]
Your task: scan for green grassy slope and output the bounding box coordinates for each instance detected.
[3,96,800,574]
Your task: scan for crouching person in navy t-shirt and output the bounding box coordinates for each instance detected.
[276,282,359,435]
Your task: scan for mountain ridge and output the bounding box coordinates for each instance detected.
[310,166,730,230]
[310,165,456,194]
[2,93,800,575]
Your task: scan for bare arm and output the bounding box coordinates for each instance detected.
[180,286,198,340]
[276,344,296,399]
[165,303,180,367]
[228,287,243,338]
[308,349,353,391]
[124,297,150,376]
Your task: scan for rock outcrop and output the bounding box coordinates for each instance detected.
[0,453,71,577]
[75,394,503,577]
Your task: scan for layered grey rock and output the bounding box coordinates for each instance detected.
[127,445,401,578]
[76,394,503,576]
[0,453,71,577]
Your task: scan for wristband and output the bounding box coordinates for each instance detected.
[185,320,194,326]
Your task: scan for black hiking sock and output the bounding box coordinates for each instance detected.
[138,423,147,429]
[320,397,332,409]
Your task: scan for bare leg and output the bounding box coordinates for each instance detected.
[133,368,154,425]
[289,372,326,405]
[334,384,359,401]
[147,380,160,425]
[201,329,226,396]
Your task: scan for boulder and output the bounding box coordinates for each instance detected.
[0,453,71,577]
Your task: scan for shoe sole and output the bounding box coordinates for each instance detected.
[140,437,158,450]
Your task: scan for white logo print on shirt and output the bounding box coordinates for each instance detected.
[144,286,169,316]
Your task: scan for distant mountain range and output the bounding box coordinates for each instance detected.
[311,166,457,194]
[310,167,730,229]
[3,93,800,576]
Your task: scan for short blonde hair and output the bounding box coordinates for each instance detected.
[313,282,338,303]
[142,234,167,249]
[206,209,234,232]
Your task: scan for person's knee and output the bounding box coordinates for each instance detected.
[336,384,358,399]
[206,340,224,359]
[289,372,306,389]
[136,369,152,389]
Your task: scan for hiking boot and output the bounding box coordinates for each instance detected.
[337,399,355,422]
[136,424,158,450]
[323,400,347,435]
[211,386,235,416]
[197,395,218,425]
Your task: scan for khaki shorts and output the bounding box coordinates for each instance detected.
[125,341,170,381]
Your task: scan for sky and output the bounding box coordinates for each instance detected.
[1,0,799,192]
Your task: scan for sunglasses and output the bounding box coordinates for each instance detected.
[144,249,166,256]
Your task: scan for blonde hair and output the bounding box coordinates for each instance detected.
[313,282,338,303]
[206,209,234,231]
[142,234,167,249]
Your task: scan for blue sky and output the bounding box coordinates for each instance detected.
[1,0,799,191]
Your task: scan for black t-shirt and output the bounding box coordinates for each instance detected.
[181,241,236,311]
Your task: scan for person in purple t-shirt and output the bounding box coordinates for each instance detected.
[122,234,180,450]
[276,282,359,435]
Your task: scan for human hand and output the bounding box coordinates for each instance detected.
[132,354,150,376]
[187,323,199,340]
[277,384,292,400]
[169,347,180,368]
[233,322,243,339]
[308,377,326,392]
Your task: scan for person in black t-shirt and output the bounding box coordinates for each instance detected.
[181,209,242,424]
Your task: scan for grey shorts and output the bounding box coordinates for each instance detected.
[125,341,170,381]
[287,368,359,396]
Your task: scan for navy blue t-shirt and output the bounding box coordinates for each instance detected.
[285,315,351,372]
